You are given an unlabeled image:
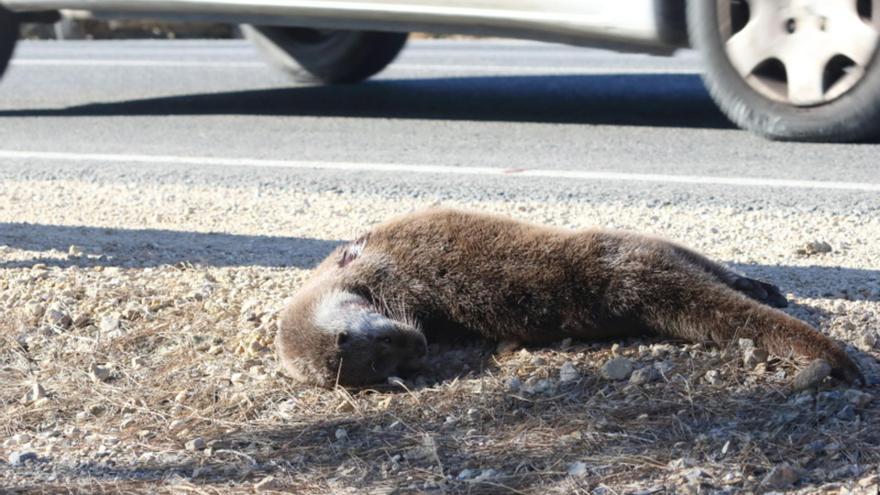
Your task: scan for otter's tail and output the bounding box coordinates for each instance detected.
[643,277,861,383]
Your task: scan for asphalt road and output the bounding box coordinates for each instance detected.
[0,38,878,210]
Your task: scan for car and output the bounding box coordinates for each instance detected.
[1,0,878,142]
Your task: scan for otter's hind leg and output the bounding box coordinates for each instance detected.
[640,273,860,383]
[669,243,788,308]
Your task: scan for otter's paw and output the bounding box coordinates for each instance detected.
[733,277,789,308]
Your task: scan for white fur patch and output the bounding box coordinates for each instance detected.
[311,289,399,337]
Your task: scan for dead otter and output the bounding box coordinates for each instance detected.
[277,208,861,387]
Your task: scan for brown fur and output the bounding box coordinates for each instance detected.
[278,208,861,387]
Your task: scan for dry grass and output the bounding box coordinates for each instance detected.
[1,265,878,494]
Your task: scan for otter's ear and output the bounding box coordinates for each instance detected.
[336,331,350,346]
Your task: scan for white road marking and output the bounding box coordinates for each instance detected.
[0,150,877,192]
[11,59,266,68]
[10,58,700,74]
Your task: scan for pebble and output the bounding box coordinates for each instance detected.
[254,476,281,492]
[629,366,659,385]
[506,377,522,393]
[704,369,722,385]
[89,364,114,382]
[742,347,769,370]
[559,361,579,382]
[651,343,677,357]
[761,464,801,489]
[601,357,634,381]
[836,404,856,420]
[457,469,475,480]
[473,469,498,481]
[844,389,874,408]
[45,308,71,329]
[523,377,554,394]
[790,359,832,392]
[22,383,48,404]
[654,361,675,376]
[567,462,588,477]
[798,240,832,255]
[9,451,38,465]
[26,302,46,319]
[99,314,121,334]
[185,437,206,451]
[856,333,877,351]
[334,428,348,441]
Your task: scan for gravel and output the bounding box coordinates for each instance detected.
[761,463,802,490]
[601,357,635,381]
[8,451,38,465]
[0,167,878,493]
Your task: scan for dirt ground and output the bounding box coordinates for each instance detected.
[1,176,879,494]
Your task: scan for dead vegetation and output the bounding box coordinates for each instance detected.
[1,263,878,494]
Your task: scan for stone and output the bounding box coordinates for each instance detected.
[559,361,579,383]
[9,451,38,465]
[601,357,634,381]
[523,377,554,394]
[473,469,499,481]
[856,333,877,352]
[704,370,722,385]
[844,389,874,408]
[836,404,856,420]
[761,464,801,490]
[254,476,282,492]
[798,241,832,255]
[743,347,769,369]
[23,383,48,404]
[790,359,832,392]
[567,462,588,477]
[629,366,659,385]
[506,377,522,393]
[185,437,206,451]
[654,361,675,376]
[457,469,475,480]
[651,343,677,356]
[26,302,46,319]
[99,314,121,334]
[45,309,71,329]
[89,363,113,382]
[334,428,348,441]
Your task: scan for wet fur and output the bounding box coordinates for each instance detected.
[278,208,861,387]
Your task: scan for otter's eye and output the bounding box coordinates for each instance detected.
[381,337,392,344]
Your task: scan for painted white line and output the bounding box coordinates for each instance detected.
[11,59,265,68]
[0,150,876,192]
[10,58,700,75]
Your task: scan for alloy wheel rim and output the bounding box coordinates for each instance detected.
[718,0,880,106]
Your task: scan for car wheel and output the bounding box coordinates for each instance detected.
[688,0,880,142]
[0,6,18,80]
[242,26,408,84]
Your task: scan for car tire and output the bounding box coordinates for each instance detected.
[0,6,18,80]
[242,26,407,84]
[688,0,880,142]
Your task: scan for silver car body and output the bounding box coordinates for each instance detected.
[2,0,686,52]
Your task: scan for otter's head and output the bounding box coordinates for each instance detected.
[278,289,427,388]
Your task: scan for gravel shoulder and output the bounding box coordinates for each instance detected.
[1,166,878,494]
